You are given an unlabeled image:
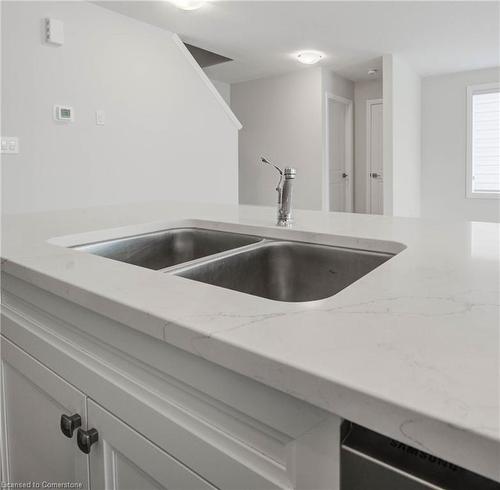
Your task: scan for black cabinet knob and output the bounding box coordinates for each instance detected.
[77,428,99,454]
[60,413,82,438]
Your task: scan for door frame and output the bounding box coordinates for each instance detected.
[366,98,383,214]
[323,92,353,212]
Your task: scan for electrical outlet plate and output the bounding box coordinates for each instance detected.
[1,137,19,154]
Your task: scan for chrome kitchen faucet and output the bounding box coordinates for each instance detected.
[260,157,296,227]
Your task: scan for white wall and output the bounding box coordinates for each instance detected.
[209,79,231,106]
[1,1,239,214]
[232,67,358,212]
[232,67,323,210]
[322,70,354,101]
[421,67,500,223]
[383,54,422,217]
[353,78,382,213]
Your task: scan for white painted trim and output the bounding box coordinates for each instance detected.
[466,82,500,200]
[323,92,354,212]
[0,358,10,482]
[171,34,242,130]
[366,98,383,213]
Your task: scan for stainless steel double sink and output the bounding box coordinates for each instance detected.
[74,227,395,302]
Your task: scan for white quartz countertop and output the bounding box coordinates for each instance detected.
[2,201,499,480]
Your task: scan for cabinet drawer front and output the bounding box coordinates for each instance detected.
[88,399,217,490]
[1,338,89,487]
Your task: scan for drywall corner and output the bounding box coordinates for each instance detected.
[382,54,394,216]
[383,53,422,217]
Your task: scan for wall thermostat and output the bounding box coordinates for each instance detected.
[54,105,74,122]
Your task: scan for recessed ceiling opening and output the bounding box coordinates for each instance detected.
[184,43,232,68]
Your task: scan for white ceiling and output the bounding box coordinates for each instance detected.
[97,1,500,83]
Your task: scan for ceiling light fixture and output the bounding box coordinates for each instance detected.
[296,51,324,65]
[169,0,208,10]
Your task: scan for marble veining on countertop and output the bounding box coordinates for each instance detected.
[1,201,499,481]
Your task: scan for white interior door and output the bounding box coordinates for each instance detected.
[367,100,384,214]
[328,96,353,212]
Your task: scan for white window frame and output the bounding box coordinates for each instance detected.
[466,82,500,199]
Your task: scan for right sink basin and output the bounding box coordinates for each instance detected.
[176,240,394,303]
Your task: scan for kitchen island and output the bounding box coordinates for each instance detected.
[1,201,499,489]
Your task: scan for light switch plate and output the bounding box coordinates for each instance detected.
[1,137,19,154]
[95,110,105,125]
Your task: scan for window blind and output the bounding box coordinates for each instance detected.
[472,90,500,194]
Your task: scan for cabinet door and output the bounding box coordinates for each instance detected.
[87,400,217,490]
[1,337,89,487]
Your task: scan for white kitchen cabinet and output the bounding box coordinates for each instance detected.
[0,339,215,489]
[88,399,216,490]
[1,274,342,489]
[1,338,89,487]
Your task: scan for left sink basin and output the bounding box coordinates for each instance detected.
[73,228,261,270]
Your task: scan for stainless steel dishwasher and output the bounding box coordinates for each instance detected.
[341,423,500,490]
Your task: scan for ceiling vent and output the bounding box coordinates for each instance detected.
[184,43,232,68]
